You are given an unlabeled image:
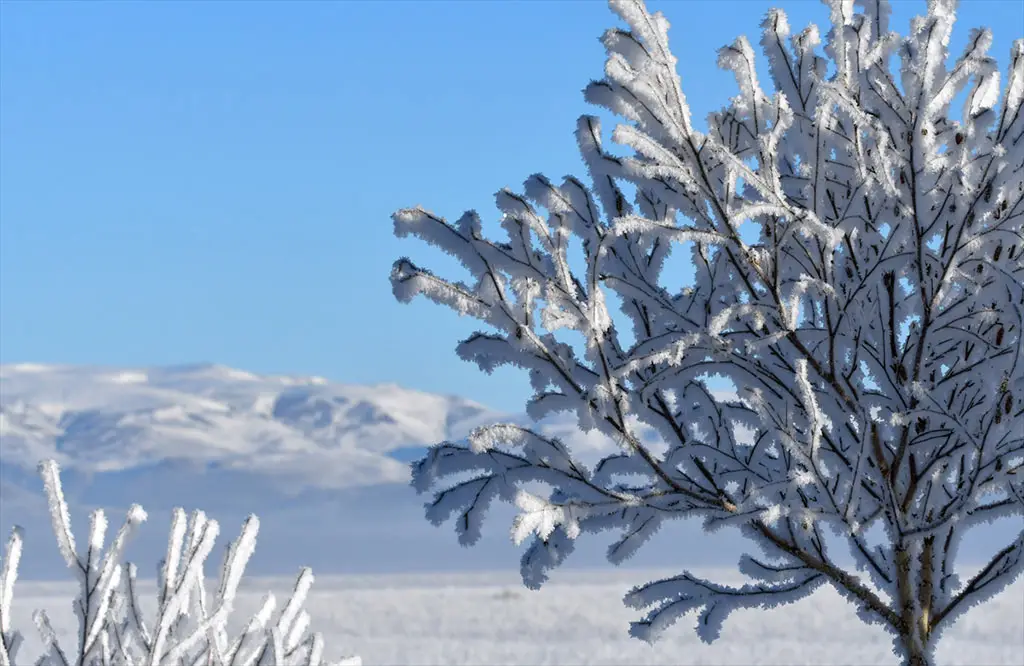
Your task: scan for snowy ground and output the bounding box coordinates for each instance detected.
[8,567,1022,665]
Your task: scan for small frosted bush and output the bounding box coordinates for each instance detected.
[0,459,361,666]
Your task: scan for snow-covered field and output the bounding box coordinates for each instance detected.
[7,568,1022,665]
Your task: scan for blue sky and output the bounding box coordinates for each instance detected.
[1,0,1020,414]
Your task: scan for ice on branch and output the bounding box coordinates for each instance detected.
[0,460,361,666]
[392,0,1024,665]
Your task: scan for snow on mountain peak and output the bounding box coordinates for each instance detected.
[106,370,148,384]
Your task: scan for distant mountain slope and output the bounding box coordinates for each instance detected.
[0,362,504,490]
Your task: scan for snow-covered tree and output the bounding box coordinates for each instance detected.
[0,460,361,666]
[390,0,1023,663]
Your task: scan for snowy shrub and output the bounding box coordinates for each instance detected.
[390,1,1024,664]
[0,460,361,666]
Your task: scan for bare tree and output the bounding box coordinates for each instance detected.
[0,460,361,666]
[390,0,1024,663]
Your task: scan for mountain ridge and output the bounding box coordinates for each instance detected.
[0,362,506,490]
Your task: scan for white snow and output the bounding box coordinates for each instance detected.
[106,370,148,384]
[6,568,1021,665]
[219,367,260,381]
[3,363,55,374]
[251,392,278,416]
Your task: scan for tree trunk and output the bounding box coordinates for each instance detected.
[901,628,933,666]
[895,542,935,666]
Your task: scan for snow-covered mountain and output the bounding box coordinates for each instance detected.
[0,362,508,490]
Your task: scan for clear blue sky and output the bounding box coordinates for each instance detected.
[1,0,1020,413]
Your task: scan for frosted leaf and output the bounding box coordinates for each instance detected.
[792,468,816,487]
[511,491,585,545]
[761,505,783,526]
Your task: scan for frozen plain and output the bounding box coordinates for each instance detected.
[7,568,1022,665]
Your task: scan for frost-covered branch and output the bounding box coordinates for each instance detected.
[625,565,827,643]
